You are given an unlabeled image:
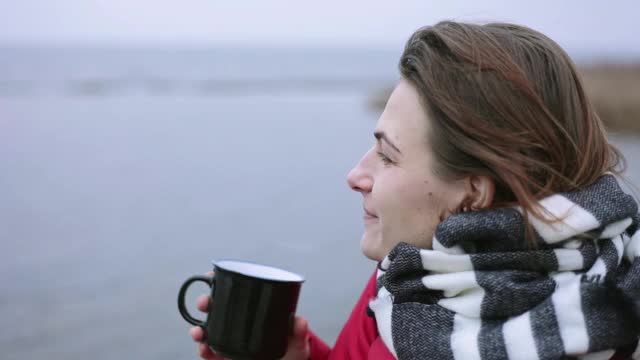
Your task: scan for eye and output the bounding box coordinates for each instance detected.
[376,151,393,165]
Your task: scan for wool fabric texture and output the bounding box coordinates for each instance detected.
[368,174,640,360]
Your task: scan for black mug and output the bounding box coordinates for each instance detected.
[178,260,305,360]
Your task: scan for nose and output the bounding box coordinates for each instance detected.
[347,149,373,193]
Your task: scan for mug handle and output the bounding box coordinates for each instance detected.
[177,274,216,327]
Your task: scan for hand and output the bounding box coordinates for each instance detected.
[188,273,310,360]
[281,315,311,360]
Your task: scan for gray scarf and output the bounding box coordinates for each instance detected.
[369,174,640,359]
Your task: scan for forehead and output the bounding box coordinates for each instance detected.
[375,79,430,148]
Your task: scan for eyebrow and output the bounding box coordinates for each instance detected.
[373,131,402,154]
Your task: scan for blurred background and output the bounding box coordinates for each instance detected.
[1,1,639,359]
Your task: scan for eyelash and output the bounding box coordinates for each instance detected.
[376,151,392,165]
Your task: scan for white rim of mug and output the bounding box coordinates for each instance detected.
[211,259,305,283]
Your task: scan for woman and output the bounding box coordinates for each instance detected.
[190,21,640,359]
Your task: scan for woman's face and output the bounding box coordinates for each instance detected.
[347,78,468,261]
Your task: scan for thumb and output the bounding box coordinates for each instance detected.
[282,316,311,360]
[291,316,309,348]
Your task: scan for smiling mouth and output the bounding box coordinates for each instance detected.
[363,212,378,223]
[363,207,377,217]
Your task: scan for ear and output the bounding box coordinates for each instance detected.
[464,175,495,211]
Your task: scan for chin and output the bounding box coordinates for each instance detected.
[360,233,385,262]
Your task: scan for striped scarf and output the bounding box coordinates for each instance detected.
[368,174,640,360]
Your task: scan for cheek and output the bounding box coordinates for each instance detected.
[377,175,445,246]
[406,183,445,236]
[403,176,446,215]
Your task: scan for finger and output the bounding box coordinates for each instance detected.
[198,342,222,359]
[190,326,205,342]
[291,315,309,349]
[196,295,211,312]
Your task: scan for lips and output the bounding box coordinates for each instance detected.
[363,207,378,218]
[363,210,378,224]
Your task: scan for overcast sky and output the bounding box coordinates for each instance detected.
[1,0,639,54]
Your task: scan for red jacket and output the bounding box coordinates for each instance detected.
[307,270,395,360]
[307,268,634,360]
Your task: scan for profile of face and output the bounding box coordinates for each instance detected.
[347,78,493,261]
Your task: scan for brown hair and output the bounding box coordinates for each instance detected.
[399,21,627,245]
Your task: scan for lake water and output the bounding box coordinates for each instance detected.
[1,48,639,360]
